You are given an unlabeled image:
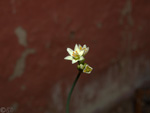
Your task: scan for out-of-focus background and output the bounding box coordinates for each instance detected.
[0,0,150,113]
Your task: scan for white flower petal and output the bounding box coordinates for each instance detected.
[67,48,73,56]
[87,47,89,51]
[74,44,78,50]
[79,44,82,49]
[85,71,91,74]
[79,56,84,61]
[83,44,86,48]
[85,47,89,54]
[72,60,78,64]
[64,56,73,60]
[78,50,84,56]
[74,44,80,52]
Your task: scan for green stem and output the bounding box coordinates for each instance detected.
[66,71,82,113]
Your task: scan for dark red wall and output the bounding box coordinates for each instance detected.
[0,0,150,113]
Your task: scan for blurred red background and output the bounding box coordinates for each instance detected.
[0,0,150,113]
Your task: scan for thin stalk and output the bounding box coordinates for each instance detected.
[66,71,82,113]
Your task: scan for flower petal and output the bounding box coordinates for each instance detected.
[72,59,78,64]
[87,47,89,51]
[85,47,89,54]
[83,44,86,48]
[64,56,73,60]
[78,44,82,50]
[79,56,84,61]
[67,48,73,56]
[74,44,80,52]
[78,50,84,56]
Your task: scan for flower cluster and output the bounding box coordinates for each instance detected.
[64,44,93,74]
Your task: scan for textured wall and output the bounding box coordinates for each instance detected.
[0,0,150,113]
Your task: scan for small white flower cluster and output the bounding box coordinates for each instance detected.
[64,44,93,74]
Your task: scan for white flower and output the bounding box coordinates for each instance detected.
[78,44,89,56]
[83,64,93,74]
[64,44,85,64]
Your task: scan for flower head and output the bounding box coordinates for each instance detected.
[83,64,93,74]
[64,44,84,64]
[78,44,89,56]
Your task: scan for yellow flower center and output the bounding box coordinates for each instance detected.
[83,65,92,73]
[80,47,87,52]
[80,46,82,50]
[72,51,80,59]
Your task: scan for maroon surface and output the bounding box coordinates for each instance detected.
[0,0,150,113]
